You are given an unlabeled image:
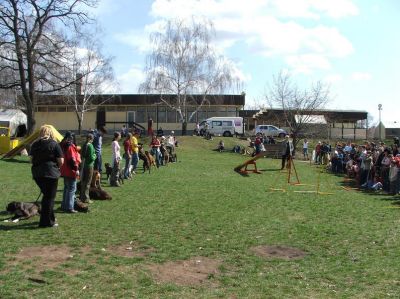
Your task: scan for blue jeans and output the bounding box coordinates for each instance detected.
[124,155,131,178]
[131,152,139,171]
[95,151,102,172]
[62,177,77,211]
[150,148,161,167]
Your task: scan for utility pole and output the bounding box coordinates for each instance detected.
[378,104,382,141]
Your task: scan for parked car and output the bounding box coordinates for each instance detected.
[199,117,244,137]
[255,125,287,138]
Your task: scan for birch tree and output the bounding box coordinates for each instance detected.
[59,32,117,134]
[266,72,331,146]
[139,18,241,135]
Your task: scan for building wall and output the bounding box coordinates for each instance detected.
[330,128,367,140]
[36,112,96,131]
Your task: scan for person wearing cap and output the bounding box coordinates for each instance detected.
[280,135,294,170]
[80,133,96,203]
[130,130,140,174]
[60,131,81,213]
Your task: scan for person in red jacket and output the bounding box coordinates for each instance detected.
[60,131,81,213]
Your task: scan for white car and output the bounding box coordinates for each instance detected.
[255,125,287,137]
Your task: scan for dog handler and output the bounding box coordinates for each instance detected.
[60,131,81,213]
[80,133,97,202]
[30,125,64,228]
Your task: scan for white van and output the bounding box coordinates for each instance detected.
[200,117,244,137]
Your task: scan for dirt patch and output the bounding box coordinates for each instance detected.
[5,245,73,273]
[250,245,306,260]
[147,256,222,286]
[107,243,155,258]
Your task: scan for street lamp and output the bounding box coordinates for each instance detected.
[378,104,382,141]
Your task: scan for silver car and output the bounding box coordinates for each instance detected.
[255,125,287,137]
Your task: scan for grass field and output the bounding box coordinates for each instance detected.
[1,136,400,298]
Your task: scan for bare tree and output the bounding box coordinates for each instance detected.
[265,72,330,146]
[57,31,117,134]
[0,0,98,134]
[139,17,241,135]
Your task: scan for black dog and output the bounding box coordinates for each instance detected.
[105,162,112,180]
[5,201,41,222]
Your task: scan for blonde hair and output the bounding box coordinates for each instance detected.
[39,125,55,140]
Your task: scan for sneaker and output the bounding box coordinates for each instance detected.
[131,171,136,175]
[52,223,59,228]
[68,209,78,213]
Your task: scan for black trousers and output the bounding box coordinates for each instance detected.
[34,177,58,227]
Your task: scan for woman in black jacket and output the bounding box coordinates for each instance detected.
[30,125,64,228]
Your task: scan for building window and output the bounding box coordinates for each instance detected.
[167,108,176,123]
[147,107,156,122]
[187,109,197,123]
[158,107,166,123]
[136,107,146,123]
[197,108,207,121]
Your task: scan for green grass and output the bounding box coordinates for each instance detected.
[1,136,400,298]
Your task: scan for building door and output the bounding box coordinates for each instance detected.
[127,111,136,127]
[96,110,106,129]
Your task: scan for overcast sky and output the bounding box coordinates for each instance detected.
[95,0,400,124]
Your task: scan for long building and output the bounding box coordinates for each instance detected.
[35,94,245,134]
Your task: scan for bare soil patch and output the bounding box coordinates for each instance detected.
[147,256,222,286]
[250,245,306,260]
[6,245,73,273]
[107,243,155,258]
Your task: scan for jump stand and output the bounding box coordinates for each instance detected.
[234,152,267,175]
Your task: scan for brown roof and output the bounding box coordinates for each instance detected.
[35,94,245,106]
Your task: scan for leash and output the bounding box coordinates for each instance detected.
[35,191,42,203]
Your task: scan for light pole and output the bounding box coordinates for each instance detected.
[378,104,382,141]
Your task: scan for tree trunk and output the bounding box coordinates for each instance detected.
[26,107,36,135]
[181,121,187,136]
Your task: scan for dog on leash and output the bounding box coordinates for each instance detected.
[145,151,157,168]
[77,181,112,200]
[5,201,41,223]
[160,144,169,166]
[138,148,151,173]
[104,163,112,180]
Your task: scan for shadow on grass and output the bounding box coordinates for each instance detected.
[0,221,39,231]
[1,158,30,164]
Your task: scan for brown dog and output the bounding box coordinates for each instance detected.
[145,151,157,168]
[91,170,101,189]
[138,148,151,173]
[160,144,169,166]
[89,187,112,200]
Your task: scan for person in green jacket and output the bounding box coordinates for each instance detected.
[80,133,96,203]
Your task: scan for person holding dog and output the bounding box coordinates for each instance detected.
[60,131,81,213]
[150,135,162,167]
[80,133,97,203]
[30,125,64,228]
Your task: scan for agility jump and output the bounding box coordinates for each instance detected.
[234,152,268,174]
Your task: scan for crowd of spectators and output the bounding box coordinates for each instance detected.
[313,137,400,194]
